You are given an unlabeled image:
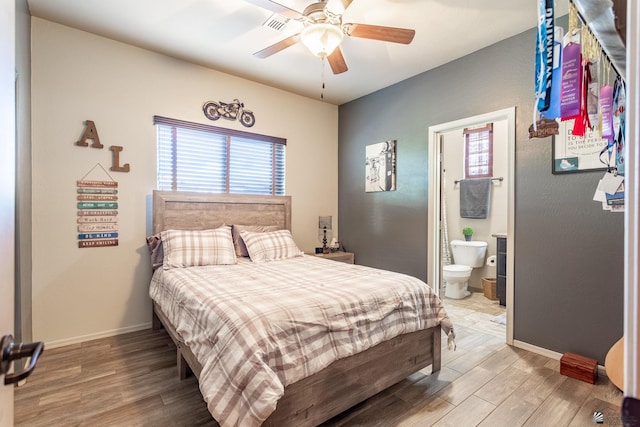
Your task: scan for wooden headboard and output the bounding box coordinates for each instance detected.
[152,191,292,234]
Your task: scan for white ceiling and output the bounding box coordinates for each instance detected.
[27,0,569,105]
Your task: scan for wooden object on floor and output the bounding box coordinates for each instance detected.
[482,277,497,300]
[605,337,624,390]
[151,190,442,426]
[560,352,598,384]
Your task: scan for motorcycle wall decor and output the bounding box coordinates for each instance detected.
[203,98,256,128]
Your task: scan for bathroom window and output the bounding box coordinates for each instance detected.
[463,123,493,179]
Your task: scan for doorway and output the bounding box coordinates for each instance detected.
[427,108,515,345]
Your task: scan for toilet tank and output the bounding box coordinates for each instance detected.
[450,240,487,267]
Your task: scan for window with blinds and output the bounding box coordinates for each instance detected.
[154,116,285,195]
[463,123,493,179]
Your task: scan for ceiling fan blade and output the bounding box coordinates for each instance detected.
[253,34,301,58]
[244,0,303,20]
[328,47,348,74]
[344,23,415,44]
[340,0,354,11]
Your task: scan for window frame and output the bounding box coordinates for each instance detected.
[463,123,494,179]
[154,115,286,195]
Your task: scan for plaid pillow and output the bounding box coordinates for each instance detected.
[231,224,280,257]
[161,226,237,269]
[240,229,303,263]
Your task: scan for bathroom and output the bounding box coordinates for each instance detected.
[438,114,510,327]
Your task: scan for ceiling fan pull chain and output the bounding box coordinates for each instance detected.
[321,58,326,100]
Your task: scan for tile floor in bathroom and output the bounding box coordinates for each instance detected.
[442,288,506,339]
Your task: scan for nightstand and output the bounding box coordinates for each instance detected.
[312,251,354,264]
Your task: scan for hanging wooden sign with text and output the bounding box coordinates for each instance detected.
[528,118,559,139]
[77,170,119,248]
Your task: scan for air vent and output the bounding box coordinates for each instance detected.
[262,13,290,32]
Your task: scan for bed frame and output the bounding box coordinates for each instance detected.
[151,190,441,426]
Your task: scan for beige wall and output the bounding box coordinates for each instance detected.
[442,119,509,288]
[31,18,339,346]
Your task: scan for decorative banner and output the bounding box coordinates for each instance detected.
[586,61,599,129]
[600,85,614,140]
[77,163,119,248]
[543,26,564,120]
[599,84,615,170]
[613,76,626,176]
[534,0,554,114]
[560,39,582,121]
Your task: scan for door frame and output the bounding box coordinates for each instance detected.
[0,0,16,422]
[427,107,515,345]
[625,1,639,397]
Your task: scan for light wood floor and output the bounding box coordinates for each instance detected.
[15,299,622,426]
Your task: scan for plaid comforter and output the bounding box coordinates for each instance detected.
[149,255,452,426]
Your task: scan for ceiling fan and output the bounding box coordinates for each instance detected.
[246,0,416,74]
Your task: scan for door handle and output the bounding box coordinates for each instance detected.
[1,334,44,385]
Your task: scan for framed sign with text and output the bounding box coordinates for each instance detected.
[552,119,609,174]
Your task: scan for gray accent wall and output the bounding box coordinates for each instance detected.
[338,25,624,363]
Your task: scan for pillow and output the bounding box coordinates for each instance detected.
[161,226,237,269]
[231,224,280,257]
[145,233,164,270]
[240,229,303,263]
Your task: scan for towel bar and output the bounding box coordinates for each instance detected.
[454,177,503,185]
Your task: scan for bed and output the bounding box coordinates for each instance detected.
[148,190,454,427]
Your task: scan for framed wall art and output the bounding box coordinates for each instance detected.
[365,140,396,192]
[552,119,609,174]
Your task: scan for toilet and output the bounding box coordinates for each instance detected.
[443,240,487,299]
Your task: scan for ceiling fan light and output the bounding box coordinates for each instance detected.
[301,23,344,58]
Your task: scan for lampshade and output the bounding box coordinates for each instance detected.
[300,23,344,58]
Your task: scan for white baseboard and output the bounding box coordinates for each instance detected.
[513,339,607,378]
[513,339,563,360]
[45,322,152,349]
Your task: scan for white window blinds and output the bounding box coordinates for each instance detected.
[154,116,286,195]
